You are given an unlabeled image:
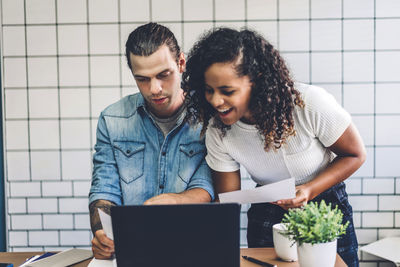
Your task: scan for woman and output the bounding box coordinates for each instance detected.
[183,28,365,267]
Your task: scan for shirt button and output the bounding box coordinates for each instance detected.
[159,184,164,189]
[126,150,131,154]
[162,151,166,156]
[189,150,194,155]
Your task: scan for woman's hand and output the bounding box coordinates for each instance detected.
[272,123,366,211]
[272,184,311,210]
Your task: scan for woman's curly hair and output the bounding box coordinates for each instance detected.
[182,27,304,151]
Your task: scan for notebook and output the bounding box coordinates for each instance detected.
[111,203,240,267]
[23,248,93,267]
[360,237,400,266]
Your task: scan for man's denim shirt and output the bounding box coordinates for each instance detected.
[89,93,214,205]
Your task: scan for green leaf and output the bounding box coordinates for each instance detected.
[281,200,349,246]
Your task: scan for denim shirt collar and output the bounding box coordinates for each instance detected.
[135,93,146,110]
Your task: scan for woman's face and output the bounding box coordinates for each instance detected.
[204,62,253,125]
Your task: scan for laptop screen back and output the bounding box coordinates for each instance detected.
[111,203,240,267]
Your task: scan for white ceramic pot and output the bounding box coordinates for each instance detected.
[272,223,297,261]
[297,239,337,267]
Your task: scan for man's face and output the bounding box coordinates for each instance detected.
[130,45,185,118]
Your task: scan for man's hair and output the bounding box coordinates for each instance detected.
[183,27,304,151]
[125,22,181,70]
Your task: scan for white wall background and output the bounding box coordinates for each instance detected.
[1,0,399,266]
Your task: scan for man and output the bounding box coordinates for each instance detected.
[88,23,214,259]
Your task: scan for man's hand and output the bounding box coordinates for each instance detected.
[89,200,116,259]
[91,229,115,259]
[272,184,311,210]
[143,193,181,205]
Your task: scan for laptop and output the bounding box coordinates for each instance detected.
[111,203,240,267]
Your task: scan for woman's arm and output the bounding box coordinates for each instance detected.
[276,122,366,209]
[212,169,241,202]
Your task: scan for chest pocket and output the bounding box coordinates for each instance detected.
[113,141,145,184]
[178,141,206,184]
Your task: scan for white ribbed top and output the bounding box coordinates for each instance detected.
[205,83,352,186]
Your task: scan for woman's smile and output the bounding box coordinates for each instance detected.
[204,62,253,125]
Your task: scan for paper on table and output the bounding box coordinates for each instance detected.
[19,255,41,267]
[218,177,296,204]
[360,237,400,266]
[24,248,93,267]
[87,258,117,267]
[98,208,113,240]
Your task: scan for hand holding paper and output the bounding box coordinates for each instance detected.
[98,208,114,240]
[218,178,296,204]
[89,209,117,267]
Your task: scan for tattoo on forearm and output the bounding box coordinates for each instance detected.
[89,200,115,234]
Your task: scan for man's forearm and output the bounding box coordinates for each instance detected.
[89,199,116,234]
[144,188,211,205]
[178,188,212,203]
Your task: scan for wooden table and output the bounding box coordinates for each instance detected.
[0,248,347,266]
[240,247,347,266]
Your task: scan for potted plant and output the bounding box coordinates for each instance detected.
[281,200,349,267]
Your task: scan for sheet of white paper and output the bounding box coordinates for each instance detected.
[20,255,40,267]
[98,208,114,240]
[218,177,296,204]
[360,237,400,265]
[87,258,117,267]
[25,248,93,267]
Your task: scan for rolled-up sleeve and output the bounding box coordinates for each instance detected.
[89,113,123,206]
[186,157,215,201]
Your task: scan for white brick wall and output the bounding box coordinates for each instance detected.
[378,229,400,239]
[29,231,59,246]
[375,147,400,176]
[345,177,362,194]
[12,247,43,252]
[1,1,399,266]
[240,213,248,229]
[43,214,73,229]
[362,212,393,228]
[11,215,42,230]
[74,214,91,229]
[42,181,72,197]
[8,231,27,247]
[379,196,400,211]
[27,198,58,213]
[6,152,30,181]
[363,178,395,194]
[240,229,247,247]
[353,212,361,228]
[60,230,91,246]
[73,181,91,197]
[7,198,26,213]
[59,198,88,213]
[349,196,378,211]
[9,182,41,197]
[356,229,377,244]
